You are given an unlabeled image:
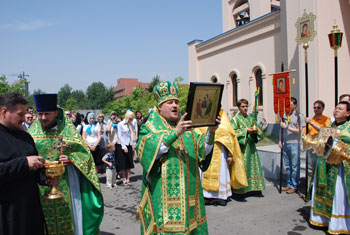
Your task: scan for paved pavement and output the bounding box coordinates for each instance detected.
[99,162,328,235]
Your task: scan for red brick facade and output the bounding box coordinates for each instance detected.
[113,78,150,99]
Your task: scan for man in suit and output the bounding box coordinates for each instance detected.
[22,112,33,131]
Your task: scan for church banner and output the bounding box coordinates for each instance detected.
[273,72,291,120]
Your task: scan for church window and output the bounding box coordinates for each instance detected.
[211,76,218,83]
[231,73,238,106]
[255,68,263,105]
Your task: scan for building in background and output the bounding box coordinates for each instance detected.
[113,78,149,99]
[188,0,350,122]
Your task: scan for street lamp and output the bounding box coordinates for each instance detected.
[328,24,343,106]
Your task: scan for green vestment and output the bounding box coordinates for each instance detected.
[28,108,104,235]
[136,109,213,235]
[230,113,265,194]
[310,121,350,220]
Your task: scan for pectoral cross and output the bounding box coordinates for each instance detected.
[53,136,70,156]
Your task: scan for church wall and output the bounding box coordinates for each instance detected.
[193,27,280,122]
[280,0,301,112]
[314,0,350,117]
[250,0,271,20]
[188,40,203,83]
[189,0,350,125]
[283,0,350,118]
[282,0,350,118]
[222,0,234,32]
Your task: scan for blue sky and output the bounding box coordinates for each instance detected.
[0,1,222,93]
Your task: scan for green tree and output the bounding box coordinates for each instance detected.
[86,82,113,110]
[147,75,160,92]
[57,84,72,107]
[174,76,189,114]
[33,89,45,94]
[9,79,27,95]
[107,86,116,102]
[0,75,29,96]
[65,97,79,111]
[103,88,157,117]
[102,77,186,118]
[71,90,87,109]
[0,75,10,95]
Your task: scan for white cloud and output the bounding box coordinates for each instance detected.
[0,20,57,31]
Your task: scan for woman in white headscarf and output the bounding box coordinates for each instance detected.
[117,110,136,185]
[82,113,101,171]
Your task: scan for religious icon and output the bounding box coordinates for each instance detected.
[276,78,286,93]
[273,72,291,120]
[300,21,310,38]
[295,10,316,44]
[185,82,224,127]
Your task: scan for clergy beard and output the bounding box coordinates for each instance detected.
[167,120,177,127]
[42,121,57,130]
[335,120,346,126]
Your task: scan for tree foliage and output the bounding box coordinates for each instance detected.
[0,74,188,119]
[103,88,156,117]
[57,84,72,107]
[147,74,160,92]
[71,90,87,109]
[103,77,188,118]
[65,97,79,111]
[0,75,10,95]
[0,75,28,97]
[9,79,27,95]
[174,76,189,114]
[86,82,114,110]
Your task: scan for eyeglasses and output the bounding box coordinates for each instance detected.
[26,117,33,119]
[313,106,322,109]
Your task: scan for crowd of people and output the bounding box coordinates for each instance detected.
[65,109,144,189]
[1,81,349,234]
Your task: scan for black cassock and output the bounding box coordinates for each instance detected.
[0,123,46,235]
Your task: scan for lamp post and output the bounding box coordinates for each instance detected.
[328,24,343,106]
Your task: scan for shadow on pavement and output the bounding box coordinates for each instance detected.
[101,231,115,235]
[99,175,106,184]
[296,206,328,234]
[129,175,142,182]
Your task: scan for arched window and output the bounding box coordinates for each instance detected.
[255,68,263,105]
[211,76,218,83]
[233,0,250,27]
[231,73,238,106]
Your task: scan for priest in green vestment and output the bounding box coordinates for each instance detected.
[230,98,265,195]
[309,101,350,234]
[28,94,104,235]
[136,81,220,235]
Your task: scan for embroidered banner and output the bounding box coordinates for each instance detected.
[273,72,291,119]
